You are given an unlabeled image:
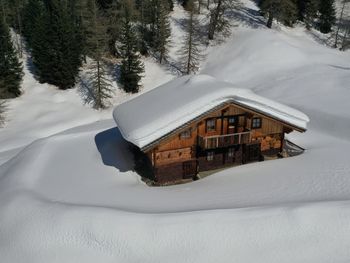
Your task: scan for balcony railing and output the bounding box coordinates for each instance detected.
[198,131,252,149]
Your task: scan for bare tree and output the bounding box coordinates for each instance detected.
[82,0,113,109]
[334,0,350,48]
[207,0,239,40]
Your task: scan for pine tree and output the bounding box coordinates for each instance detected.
[153,0,171,64]
[22,0,44,47]
[296,0,319,29]
[304,0,319,30]
[319,0,336,33]
[179,0,202,74]
[119,0,144,93]
[0,17,23,99]
[24,0,83,89]
[3,0,25,57]
[1,0,7,23]
[83,0,113,109]
[136,0,151,55]
[259,0,297,28]
[104,0,122,57]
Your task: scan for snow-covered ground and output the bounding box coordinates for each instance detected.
[1,1,350,262]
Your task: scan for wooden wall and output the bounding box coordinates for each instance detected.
[147,103,288,168]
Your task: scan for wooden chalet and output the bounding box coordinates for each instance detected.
[113,75,309,185]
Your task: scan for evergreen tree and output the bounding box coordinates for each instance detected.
[135,0,153,55]
[0,17,23,99]
[296,0,319,29]
[119,0,144,93]
[259,0,297,28]
[179,0,202,74]
[3,0,25,57]
[153,0,171,63]
[1,0,7,23]
[304,0,319,29]
[319,0,336,33]
[22,0,44,47]
[24,0,83,89]
[106,0,122,57]
[83,0,113,109]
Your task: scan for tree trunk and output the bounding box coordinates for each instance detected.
[208,0,222,40]
[340,28,349,50]
[97,59,101,108]
[334,0,346,48]
[267,12,273,28]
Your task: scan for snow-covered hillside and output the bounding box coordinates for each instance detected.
[1,1,350,262]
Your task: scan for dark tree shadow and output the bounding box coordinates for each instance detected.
[77,74,96,107]
[305,29,334,47]
[94,127,135,172]
[226,6,266,29]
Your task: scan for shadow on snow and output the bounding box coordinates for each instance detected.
[94,127,135,173]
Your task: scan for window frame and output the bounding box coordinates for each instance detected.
[206,118,216,132]
[206,151,215,161]
[251,117,262,129]
[180,129,192,139]
[228,117,236,128]
[228,147,235,158]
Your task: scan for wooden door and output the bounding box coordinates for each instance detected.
[243,143,261,163]
[183,160,198,179]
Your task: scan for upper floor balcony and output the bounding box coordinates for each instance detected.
[198,131,252,150]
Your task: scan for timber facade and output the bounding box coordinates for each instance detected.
[136,102,302,185]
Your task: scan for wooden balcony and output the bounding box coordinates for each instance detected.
[198,131,252,149]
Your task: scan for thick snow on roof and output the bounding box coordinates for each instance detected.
[113,75,309,149]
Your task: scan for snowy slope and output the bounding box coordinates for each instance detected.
[1,1,350,262]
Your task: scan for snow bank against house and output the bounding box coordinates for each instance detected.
[113,74,309,149]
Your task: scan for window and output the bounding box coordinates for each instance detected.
[228,148,235,157]
[207,151,214,161]
[228,117,235,127]
[252,117,262,129]
[180,129,191,139]
[206,119,216,132]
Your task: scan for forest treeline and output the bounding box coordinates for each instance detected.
[0,0,349,110]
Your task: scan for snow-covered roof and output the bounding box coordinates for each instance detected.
[113,75,309,150]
